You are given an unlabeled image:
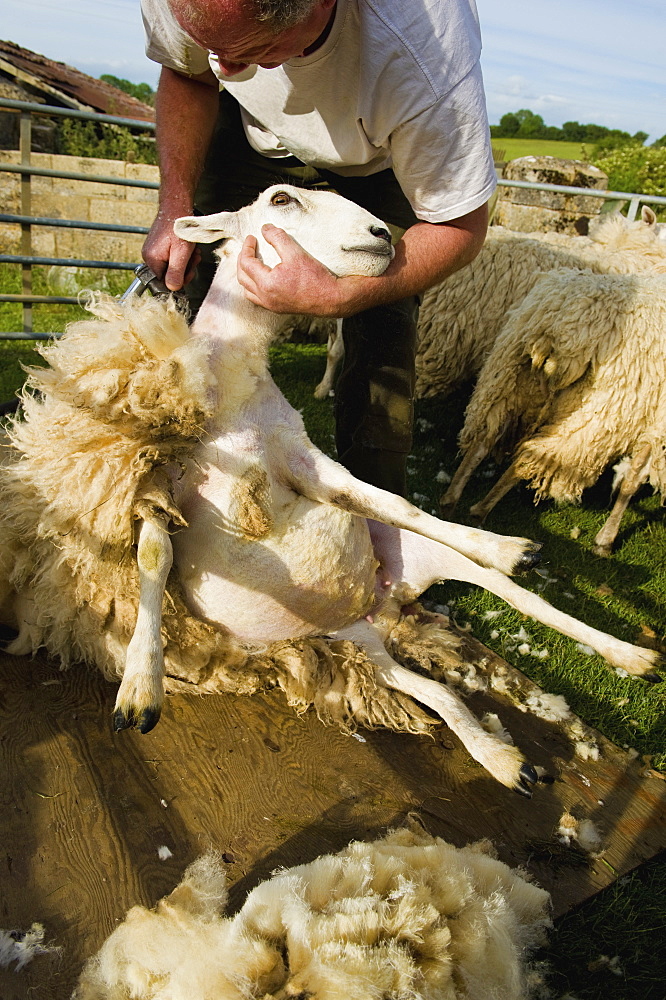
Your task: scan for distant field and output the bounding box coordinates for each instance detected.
[491,138,589,162]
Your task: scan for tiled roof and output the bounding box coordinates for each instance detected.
[0,39,155,123]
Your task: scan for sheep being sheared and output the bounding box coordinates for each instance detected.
[0,186,661,800]
[440,267,666,555]
[73,822,552,1000]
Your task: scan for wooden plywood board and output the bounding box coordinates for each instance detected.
[1,641,664,999]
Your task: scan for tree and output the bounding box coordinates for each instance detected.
[514,109,545,138]
[562,121,585,141]
[489,110,652,153]
[100,74,155,106]
[498,112,520,136]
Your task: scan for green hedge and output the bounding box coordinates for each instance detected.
[591,144,666,199]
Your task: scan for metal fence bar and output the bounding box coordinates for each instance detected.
[0,214,149,235]
[0,294,79,304]
[19,109,32,334]
[0,163,160,189]
[627,197,641,221]
[0,255,136,269]
[0,97,156,131]
[0,332,59,340]
[497,178,666,207]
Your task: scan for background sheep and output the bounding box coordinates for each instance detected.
[73,822,552,1000]
[440,268,666,556]
[315,208,666,402]
[415,208,666,401]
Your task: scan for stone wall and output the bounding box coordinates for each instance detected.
[0,150,158,263]
[495,156,608,235]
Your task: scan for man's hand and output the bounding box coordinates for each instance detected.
[142,208,201,291]
[237,224,353,316]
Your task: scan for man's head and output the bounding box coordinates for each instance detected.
[169,0,336,76]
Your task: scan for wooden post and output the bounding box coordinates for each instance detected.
[20,110,33,336]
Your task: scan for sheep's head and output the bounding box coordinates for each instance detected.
[174,184,395,277]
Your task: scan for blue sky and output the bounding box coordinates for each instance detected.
[3,0,665,141]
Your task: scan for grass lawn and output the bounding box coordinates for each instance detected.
[492,137,591,162]
[1,320,665,997]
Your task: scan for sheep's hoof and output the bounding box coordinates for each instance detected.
[643,672,663,684]
[514,542,542,574]
[513,763,553,797]
[113,705,161,734]
[591,542,612,558]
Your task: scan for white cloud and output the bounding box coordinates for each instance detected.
[477,0,666,139]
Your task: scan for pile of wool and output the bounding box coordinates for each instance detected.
[74,823,552,1000]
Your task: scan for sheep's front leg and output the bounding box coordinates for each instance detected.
[332,618,540,796]
[284,444,541,576]
[114,515,173,734]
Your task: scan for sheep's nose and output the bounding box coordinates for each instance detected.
[370,225,392,243]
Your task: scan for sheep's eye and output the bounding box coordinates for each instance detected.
[270,191,294,206]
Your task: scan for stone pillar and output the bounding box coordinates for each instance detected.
[495,156,608,234]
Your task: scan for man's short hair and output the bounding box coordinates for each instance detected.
[169,0,320,36]
[254,0,319,32]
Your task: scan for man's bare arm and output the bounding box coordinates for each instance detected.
[142,65,220,289]
[236,202,488,316]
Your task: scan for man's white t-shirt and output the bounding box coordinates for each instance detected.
[141,0,496,223]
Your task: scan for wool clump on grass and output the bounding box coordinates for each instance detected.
[73,822,552,1000]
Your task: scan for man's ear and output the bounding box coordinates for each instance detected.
[174,212,242,244]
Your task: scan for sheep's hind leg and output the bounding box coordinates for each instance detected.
[468,461,522,524]
[592,445,651,557]
[114,515,173,734]
[313,319,343,399]
[439,442,490,516]
[332,618,540,796]
[419,533,661,679]
[368,523,662,679]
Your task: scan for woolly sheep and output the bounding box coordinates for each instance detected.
[0,185,661,801]
[73,822,552,1000]
[441,267,666,556]
[590,204,666,245]
[416,207,666,402]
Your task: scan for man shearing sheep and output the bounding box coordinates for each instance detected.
[140,0,496,494]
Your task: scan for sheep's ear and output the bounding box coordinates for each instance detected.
[641,205,657,228]
[174,212,242,244]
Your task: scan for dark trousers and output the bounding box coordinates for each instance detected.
[188,91,419,496]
